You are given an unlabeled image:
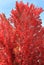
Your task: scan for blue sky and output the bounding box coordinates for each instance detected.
[0,0,44,26]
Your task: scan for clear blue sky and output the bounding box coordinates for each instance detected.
[0,0,44,26]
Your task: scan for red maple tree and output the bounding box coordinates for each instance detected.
[0,1,44,65]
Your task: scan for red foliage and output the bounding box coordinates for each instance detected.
[0,1,44,65]
[0,14,12,65]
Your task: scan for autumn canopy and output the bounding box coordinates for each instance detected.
[0,1,44,65]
